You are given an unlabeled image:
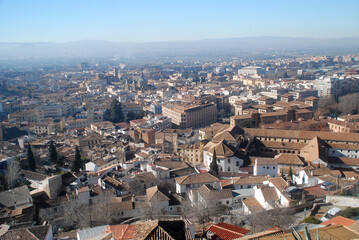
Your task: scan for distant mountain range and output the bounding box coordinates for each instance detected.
[0,37,359,60]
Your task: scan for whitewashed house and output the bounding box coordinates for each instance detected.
[203,140,243,172]
[253,157,278,177]
[175,172,220,195]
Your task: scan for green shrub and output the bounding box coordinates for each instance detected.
[300,216,321,224]
[340,207,359,219]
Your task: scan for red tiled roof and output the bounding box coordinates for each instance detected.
[114,122,129,128]
[207,223,250,240]
[221,179,233,188]
[106,224,135,240]
[303,184,337,197]
[321,216,357,227]
[267,227,282,231]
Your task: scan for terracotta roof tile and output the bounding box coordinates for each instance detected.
[255,157,277,165]
[207,223,250,240]
[321,216,357,227]
[175,172,219,185]
[106,224,135,240]
[268,177,287,191]
[243,197,263,213]
[342,171,359,179]
[275,154,305,166]
[258,224,359,240]
[146,186,170,202]
[245,128,359,143]
[260,186,279,202]
[233,176,268,185]
[208,140,235,158]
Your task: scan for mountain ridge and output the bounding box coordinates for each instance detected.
[0,36,358,60]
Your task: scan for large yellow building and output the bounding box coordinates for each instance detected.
[178,142,204,164]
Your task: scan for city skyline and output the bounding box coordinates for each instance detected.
[1,0,359,43]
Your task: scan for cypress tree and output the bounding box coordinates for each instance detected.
[27,144,36,171]
[110,99,124,123]
[49,141,57,164]
[210,149,219,174]
[72,147,82,172]
[288,166,293,180]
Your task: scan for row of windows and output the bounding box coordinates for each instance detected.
[261,148,298,154]
[263,166,276,169]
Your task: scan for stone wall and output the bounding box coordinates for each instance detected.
[325,195,359,207]
[44,174,62,199]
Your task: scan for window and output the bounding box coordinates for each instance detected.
[267,166,269,169]
[263,166,265,169]
[228,159,230,163]
[273,166,275,169]
[236,162,239,166]
[226,201,229,204]
[247,185,251,188]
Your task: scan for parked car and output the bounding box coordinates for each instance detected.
[320,181,335,189]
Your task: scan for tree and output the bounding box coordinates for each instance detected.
[27,144,36,171]
[338,93,359,115]
[57,155,65,167]
[72,147,82,172]
[288,167,293,180]
[42,189,118,230]
[49,141,57,164]
[237,119,253,128]
[340,207,359,219]
[126,111,137,123]
[70,104,76,117]
[126,110,147,123]
[63,195,91,228]
[0,173,6,191]
[248,208,296,233]
[300,216,321,224]
[210,149,219,174]
[110,99,124,123]
[90,189,116,226]
[180,194,225,235]
[5,159,20,189]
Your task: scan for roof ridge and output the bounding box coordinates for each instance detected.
[210,225,244,236]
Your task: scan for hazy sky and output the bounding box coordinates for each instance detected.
[0,0,358,43]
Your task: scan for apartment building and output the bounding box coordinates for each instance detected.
[30,119,61,135]
[328,119,359,133]
[162,102,217,129]
[9,109,39,123]
[37,103,70,120]
[230,109,313,128]
[179,142,204,164]
[238,66,266,76]
[314,75,359,97]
